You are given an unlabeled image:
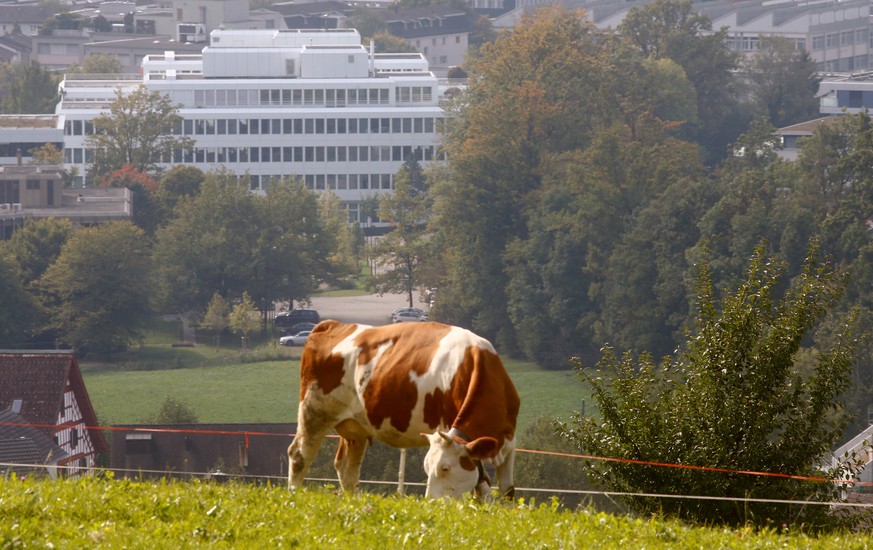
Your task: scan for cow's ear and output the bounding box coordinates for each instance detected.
[465,437,499,460]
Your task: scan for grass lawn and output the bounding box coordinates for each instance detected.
[80,320,588,438]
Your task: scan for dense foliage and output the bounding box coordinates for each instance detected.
[425,4,873,436]
[562,245,862,527]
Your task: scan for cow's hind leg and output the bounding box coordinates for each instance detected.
[333,436,369,493]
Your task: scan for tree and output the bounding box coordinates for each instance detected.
[3,217,72,286]
[152,172,256,314]
[369,32,418,54]
[91,15,112,33]
[1,61,59,114]
[618,0,743,163]
[744,36,820,128]
[80,53,123,74]
[85,85,194,181]
[152,172,346,318]
[229,291,258,353]
[562,244,861,528]
[245,178,348,327]
[201,292,230,349]
[433,7,607,350]
[157,165,205,216]
[99,164,162,234]
[0,251,42,347]
[28,144,79,187]
[40,221,152,353]
[370,157,432,307]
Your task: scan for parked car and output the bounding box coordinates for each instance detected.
[279,331,311,346]
[392,307,428,323]
[275,309,320,334]
[284,322,317,336]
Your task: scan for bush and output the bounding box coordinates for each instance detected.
[562,243,865,529]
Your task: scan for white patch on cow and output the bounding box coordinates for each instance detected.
[407,326,495,423]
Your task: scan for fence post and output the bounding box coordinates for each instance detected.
[397,448,407,495]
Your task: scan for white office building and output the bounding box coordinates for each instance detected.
[57,28,448,223]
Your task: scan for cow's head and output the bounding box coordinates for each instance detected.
[421,431,499,499]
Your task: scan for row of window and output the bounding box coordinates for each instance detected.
[724,36,805,52]
[817,54,869,73]
[65,116,441,137]
[65,144,444,165]
[252,173,395,193]
[811,28,870,50]
[186,86,434,108]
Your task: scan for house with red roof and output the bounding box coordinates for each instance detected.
[0,351,108,477]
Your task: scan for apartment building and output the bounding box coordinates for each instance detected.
[57,28,448,223]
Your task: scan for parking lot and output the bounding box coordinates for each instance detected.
[306,292,421,327]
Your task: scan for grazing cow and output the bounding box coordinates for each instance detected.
[287,320,520,499]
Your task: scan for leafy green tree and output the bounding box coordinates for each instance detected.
[91,15,112,33]
[246,178,347,327]
[201,292,230,349]
[229,291,258,352]
[0,251,42,347]
[80,53,123,74]
[153,172,345,319]
[157,165,205,216]
[618,0,742,163]
[152,172,256,314]
[594,170,718,359]
[85,85,194,181]
[39,221,152,353]
[3,217,72,286]
[28,144,79,187]
[434,7,607,350]
[563,244,860,528]
[371,158,432,307]
[1,61,59,114]
[744,36,820,128]
[370,32,418,54]
[143,396,199,424]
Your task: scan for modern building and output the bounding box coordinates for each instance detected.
[0,155,133,239]
[383,5,473,72]
[57,28,448,223]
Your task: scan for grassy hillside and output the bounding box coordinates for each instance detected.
[1,476,863,549]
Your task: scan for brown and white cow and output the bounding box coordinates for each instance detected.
[287,319,520,499]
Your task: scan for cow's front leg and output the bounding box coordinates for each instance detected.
[287,407,331,490]
[334,437,369,493]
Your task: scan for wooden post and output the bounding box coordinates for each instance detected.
[397,448,407,495]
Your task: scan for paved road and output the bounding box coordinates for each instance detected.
[307,292,423,327]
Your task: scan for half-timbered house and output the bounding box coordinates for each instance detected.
[0,351,108,476]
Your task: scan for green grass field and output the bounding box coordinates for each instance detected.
[1,477,864,548]
[81,321,587,438]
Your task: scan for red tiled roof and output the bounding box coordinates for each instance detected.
[0,351,108,452]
